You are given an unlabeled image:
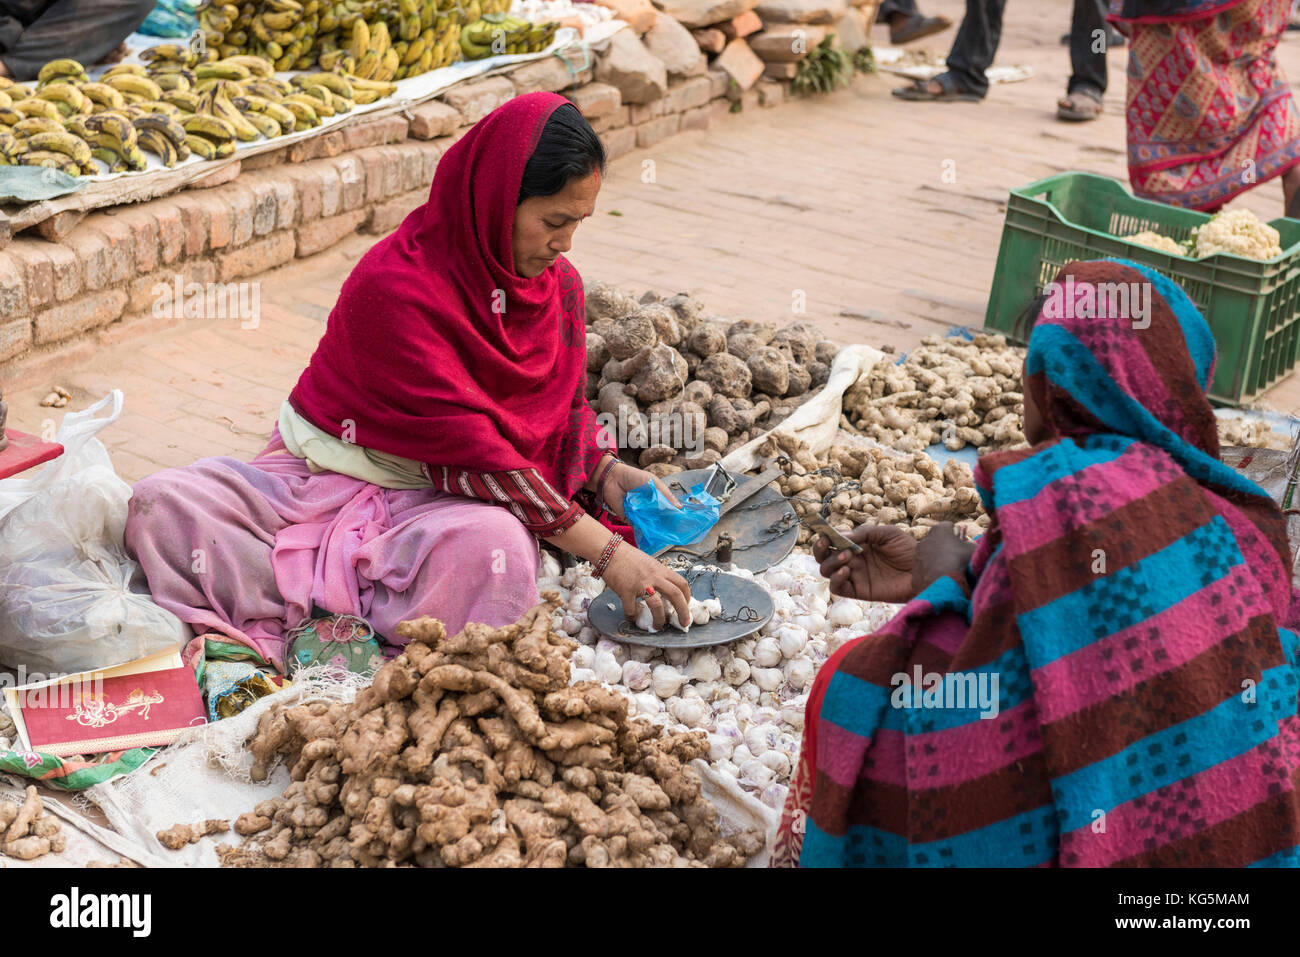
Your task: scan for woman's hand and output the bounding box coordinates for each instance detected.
[601,461,680,519]
[601,542,692,629]
[814,525,918,604]
[911,521,976,597]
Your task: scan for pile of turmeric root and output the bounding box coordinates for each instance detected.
[764,431,989,544]
[1,785,65,860]
[220,594,762,868]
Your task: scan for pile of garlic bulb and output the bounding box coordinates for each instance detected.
[539,550,899,810]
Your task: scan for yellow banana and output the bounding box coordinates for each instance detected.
[211,94,261,140]
[224,55,274,77]
[152,73,193,93]
[161,90,201,112]
[12,116,64,136]
[278,96,319,127]
[78,82,128,109]
[349,19,370,59]
[35,83,92,116]
[20,149,82,174]
[36,58,87,85]
[196,60,251,81]
[294,72,354,98]
[137,128,179,167]
[11,98,62,120]
[105,74,164,100]
[182,113,237,142]
[25,130,92,166]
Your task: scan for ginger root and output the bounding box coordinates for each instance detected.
[226,595,762,869]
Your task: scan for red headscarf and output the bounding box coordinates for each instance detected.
[289,92,607,498]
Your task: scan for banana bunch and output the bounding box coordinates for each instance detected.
[192,0,470,83]
[67,112,147,173]
[36,58,90,86]
[133,112,192,168]
[459,14,557,59]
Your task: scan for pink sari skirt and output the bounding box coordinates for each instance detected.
[123,432,541,670]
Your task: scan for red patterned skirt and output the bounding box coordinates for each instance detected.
[1117,0,1300,209]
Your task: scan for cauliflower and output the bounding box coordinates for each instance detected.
[1192,209,1283,260]
[1126,230,1187,256]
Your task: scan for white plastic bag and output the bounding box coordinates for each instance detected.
[0,391,189,673]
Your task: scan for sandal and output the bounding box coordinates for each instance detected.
[892,72,982,103]
[890,14,951,45]
[1057,88,1103,121]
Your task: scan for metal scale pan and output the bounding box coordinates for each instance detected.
[587,566,774,649]
[656,467,799,573]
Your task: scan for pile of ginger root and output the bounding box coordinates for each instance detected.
[0,785,65,860]
[843,333,1027,454]
[220,594,762,868]
[763,430,988,544]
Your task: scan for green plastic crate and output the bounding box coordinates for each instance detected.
[983,172,1300,405]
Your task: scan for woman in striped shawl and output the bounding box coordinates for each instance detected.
[775,258,1300,867]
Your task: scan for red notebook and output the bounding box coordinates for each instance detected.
[0,430,64,480]
[13,654,206,757]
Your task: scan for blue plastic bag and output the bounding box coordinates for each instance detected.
[623,479,720,555]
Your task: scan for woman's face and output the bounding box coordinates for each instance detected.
[512,169,601,278]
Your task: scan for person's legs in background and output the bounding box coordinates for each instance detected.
[1058,0,1109,120]
[0,0,154,80]
[878,0,952,45]
[942,0,1007,98]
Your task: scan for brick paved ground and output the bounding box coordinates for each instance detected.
[7,0,1300,482]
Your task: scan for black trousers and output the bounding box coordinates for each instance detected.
[945,0,1109,98]
[0,0,154,81]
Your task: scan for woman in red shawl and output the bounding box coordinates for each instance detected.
[125,93,690,671]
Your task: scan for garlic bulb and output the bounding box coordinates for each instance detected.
[570,667,597,684]
[764,569,796,592]
[760,749,791,777]
[777,626,807,659]
[804,593,829,617]
[743,725,769,757]
[539,550,562,581]
[784,657,814,690]
[734,702,755,725]
[732,744,755,766]
[739,759,776,789]
[686,649,722,683]
[735,638,757,662]
[723,658,750,686]
[780,704,805,731]
[634,692,663,715]
[629,644,657,663]
[752,667,784,692]
[593,653,623,685]
[753,636,782,668]
[634,602,657,632]
[560,613,583,635]
[652,664,685,699]
[759,782,789,810]
[571,645,595,670]
[828,600,865,627]
[622,660,651,692]
[665,648,690,666]
[668,696,708,728]
[707,732,735,762]
[792,614,828,634]
[739,682,760,702]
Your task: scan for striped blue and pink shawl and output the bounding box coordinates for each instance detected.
[775,259,1300,867]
